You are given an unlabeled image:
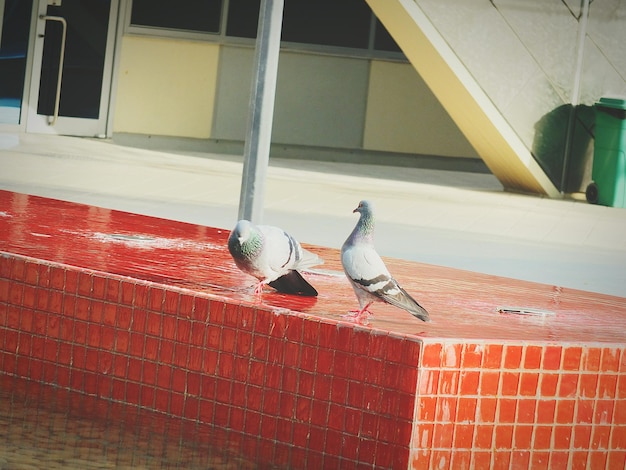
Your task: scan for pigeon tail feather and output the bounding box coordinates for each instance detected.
[268,270,318,296]
[381,286,431,322]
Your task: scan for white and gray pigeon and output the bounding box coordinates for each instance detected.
[341,200,431,323]
[228,220,323,297]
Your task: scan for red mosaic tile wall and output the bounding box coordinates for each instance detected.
[0,253,421,469]
[412,341,626,470]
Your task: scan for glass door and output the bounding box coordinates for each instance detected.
[0,0,32,125]
[26,0,118,137]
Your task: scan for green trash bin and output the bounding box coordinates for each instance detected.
[586,97,626,208]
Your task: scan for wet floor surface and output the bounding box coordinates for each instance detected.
[2,189,626,342]
[0,375,277,470]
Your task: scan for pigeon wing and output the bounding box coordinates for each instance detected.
[343,245,430,322]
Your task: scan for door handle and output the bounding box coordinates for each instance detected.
[39,14,67,126]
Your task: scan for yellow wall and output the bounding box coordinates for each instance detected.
[364,61,477,158]
[113,36,219,138]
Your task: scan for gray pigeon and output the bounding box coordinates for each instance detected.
[228,220,323,296]
[341,200,430,323]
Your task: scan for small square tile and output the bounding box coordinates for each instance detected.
[170,392,185,416]
[553,426,572,449]
[327,402,345,432]
[49,266,65,290]
[459,370,480,395]
[418,369,440,395]
[607,451,626,470]
[282,367,298,393]
[618,375,626,401]
[478,370,499,396]
[192,295,209,322]
[503,345,522,369]
[591,425,612,449]
[498,398,517,423]
[441,343,461,368]
[298,343,316,375]
[494,425,513,449]
[456,397,477,422]
[140,385,155,408]
[450,450,471,468]
[587,452,608,470]
[523,345,542,369]
[453,425,474,449]
[601,348,621,372]
[556,399,576,424]
[103,302,117,327]
[161,315,176,340]
[573,425,592,448]
[105,278,120,303]
[48,291,63,314]
[219,328,237,353]
[315,348,333,376]
[131,308,147,333]
[344,406,361,435]
[461,343,483,368]
[269,314,287,339]
[559,373,579,397]
[432,423,454,448]
[206,325,221,350]
[579,373,599,398]
[501,372,519,396]
[517,399,536,423]
[90,301,104,324]
[163,290,180,315]
[435,396,457,423]
[482,344,503,369]
[417,396,437,422]
[176,317,191,344]
[232,356,248,382]
[570,450,590,469]
[318,321,338,349]
[514,425,533,448]
[519,372,539,396]
[421,343,442,368]
[563,346,583,370]
[509,451,530,469]
[542,345,562,370]
[598,374,618,399]
[536,399,556,423]
[477,397,497,423]
[471,451,492,468]
[24,262,39,285]
[91,274,107,300]
[120,282,134,306]
[594,400,614,425]
[540,373,559,397]
[438,370,459,395]
[133,284,149,309]
[614,398,626,428]
[148,287,164,312]
[36,264,51,289]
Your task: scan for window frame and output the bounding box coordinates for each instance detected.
[123,0,407,62]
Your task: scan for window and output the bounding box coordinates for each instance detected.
[225,0,260,39]
[128,0,405,59]
[281,0,371,49]
[130,0,222,34]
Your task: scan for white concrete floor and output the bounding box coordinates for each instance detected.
[1,132,625,298]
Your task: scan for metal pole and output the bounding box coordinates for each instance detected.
[238,0,284,223]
